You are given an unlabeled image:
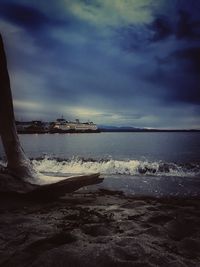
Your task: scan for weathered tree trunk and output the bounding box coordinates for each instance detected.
[0,34,36,179]
[0,33,103,196]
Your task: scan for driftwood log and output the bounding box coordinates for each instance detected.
[0,34,36,179]
[0,33,103,197]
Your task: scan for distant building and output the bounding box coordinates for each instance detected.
[16,121,48,133]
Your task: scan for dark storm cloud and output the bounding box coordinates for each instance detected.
[116,1,200,111]
[0,2,54,31]
[176,10,200,40]
[151,16,172,41]
[147,3,200,107]
[116,16,174,53]
[0,1,73,51]
[172,47,200,74]
[168,47,200,104]
[150,10,200,43]
[118,3,200,54]
[144,45,200,105]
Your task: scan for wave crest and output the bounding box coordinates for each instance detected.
[32,157,200,177]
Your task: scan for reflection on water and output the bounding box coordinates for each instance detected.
[1,132,199,163]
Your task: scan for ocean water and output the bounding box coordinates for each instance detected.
[0,132,200,196]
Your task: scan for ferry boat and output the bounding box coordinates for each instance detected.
[50,118,100,133]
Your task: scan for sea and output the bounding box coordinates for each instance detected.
[0,132,200,197]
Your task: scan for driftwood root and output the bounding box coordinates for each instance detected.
[0,172,103,200]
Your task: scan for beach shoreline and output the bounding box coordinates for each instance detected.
[0,188,200,267]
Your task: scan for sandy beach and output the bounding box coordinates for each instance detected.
[0,188,200,267]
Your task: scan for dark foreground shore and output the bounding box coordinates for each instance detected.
[0,189,200,267]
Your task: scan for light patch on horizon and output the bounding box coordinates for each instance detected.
[69,107,103,117]
[13,100,41,110]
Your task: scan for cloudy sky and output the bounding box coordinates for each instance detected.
[0,0,200,129]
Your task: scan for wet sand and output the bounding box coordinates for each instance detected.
[0,189,200,267]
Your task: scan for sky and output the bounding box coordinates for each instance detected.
[0,0,200,129]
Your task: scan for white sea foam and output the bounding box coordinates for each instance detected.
[32,157,200,178]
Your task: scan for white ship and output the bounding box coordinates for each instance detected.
[52,118,99,132]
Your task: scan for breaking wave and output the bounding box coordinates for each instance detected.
[31,156,200,178]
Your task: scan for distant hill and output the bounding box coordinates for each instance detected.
[98,125,143,132]
[98,125,200,132]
